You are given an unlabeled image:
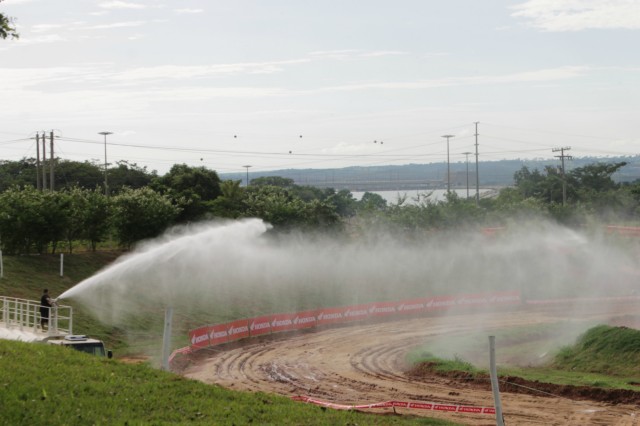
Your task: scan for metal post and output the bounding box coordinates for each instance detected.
[162,306,174,371]
[441,135,454,193]
[60,253,64,277]
[36,133,41,190]
[50,131,55,191]
[99,131,113,196]
[463,152,471,199]
[42,133,47,190]
[243,165,252,187]
[489,336,505,426]
[475,122,480,206]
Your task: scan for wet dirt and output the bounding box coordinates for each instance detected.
[184,302,640,425]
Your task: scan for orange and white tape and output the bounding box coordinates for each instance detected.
[291,395,496,415]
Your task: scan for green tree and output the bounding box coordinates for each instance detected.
[0,159,38,191]
[208,180,245,218]
[107,161,156,194]
[83,189,112,251]
[0,187,51,254]
[326,189,357,217]
[251,176,295,188]
[111,187,181,248]
[54,160,104,191]
[0,1,18,39]
[153,164,222,222]
[63,187,112,252]
[357,192,387,212]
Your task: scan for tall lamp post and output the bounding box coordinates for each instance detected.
[441,135,455,193]
[243,165,252,187]
[98,131,112,196]
[463,152,472,199]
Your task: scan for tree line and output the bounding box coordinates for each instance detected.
[0,158,639,254]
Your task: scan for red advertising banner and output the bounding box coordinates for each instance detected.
[455,291,521,307]
[208,323,229,346]
[249,315,272,337]
[189,326,210,350]
[291,309,318,330]
[424,295,457,311]
[368,301,398,318]
[316,307,345,326]
[395,298,428,315]
[226,319,250,342]
[270,313,297,334]
[342,304,371,322]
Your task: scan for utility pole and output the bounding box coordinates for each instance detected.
[463,152,472,199]
[98,131,113,196]
[243,165,252,187]
[35,133,41,190]
[41,132,47,191]
[50,131,55,191]
[552,146,572,206]
[441,135,455,193]
[474,122,480,206]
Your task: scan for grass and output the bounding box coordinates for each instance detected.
[0,252,461,425]
[0,340,457,426]
[0,251,128,350]
[407,323,640,391]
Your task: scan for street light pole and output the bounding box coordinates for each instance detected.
[463,152,472,199]
[98,131,112,196]
[243,165,252,187]
[441,135,455,193]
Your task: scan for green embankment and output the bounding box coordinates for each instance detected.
[0,340,455,426]
[408,324,640,391]
[553,325,640,377]
[0,251,127,349]
[0,253,457,425]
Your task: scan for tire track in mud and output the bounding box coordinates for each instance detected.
[184,304,640,425]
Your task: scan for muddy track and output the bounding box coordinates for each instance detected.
[184,303,640,425]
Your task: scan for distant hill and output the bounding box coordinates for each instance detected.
[220,155,640,191]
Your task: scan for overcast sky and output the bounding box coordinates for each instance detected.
[1,0,639,175]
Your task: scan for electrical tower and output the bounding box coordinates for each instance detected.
[552,146,572,205]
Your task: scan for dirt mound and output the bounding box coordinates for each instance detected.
[407,362,640,405]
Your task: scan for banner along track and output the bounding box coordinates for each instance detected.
[184,301,640,425]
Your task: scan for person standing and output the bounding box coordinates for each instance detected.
[40,289,53,331]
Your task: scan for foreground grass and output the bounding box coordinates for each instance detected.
[0,340,456,426]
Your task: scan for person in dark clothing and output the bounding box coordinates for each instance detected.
[40,289,53,331]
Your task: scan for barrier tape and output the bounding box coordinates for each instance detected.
[526,295,640,305]
[291,396,496,415]
[168,346,192,363]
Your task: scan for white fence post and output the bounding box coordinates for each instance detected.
[489,335,505,426]
[162,307,174,371]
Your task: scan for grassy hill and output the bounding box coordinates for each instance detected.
[0,340,454,426]
[0,251,126,347]
[0,253,456,425]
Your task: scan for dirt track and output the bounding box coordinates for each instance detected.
[184,303,640,425]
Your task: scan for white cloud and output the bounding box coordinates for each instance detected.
[359,51,407,58]
[83,21,147,30]
[110,59,310,83]
[512,0,640,31]
[31,24,65,33]
[309,66,589,93]
[174,9,204,14]
[99,1,146,10]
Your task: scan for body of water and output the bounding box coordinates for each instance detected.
[351,189,496,205]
